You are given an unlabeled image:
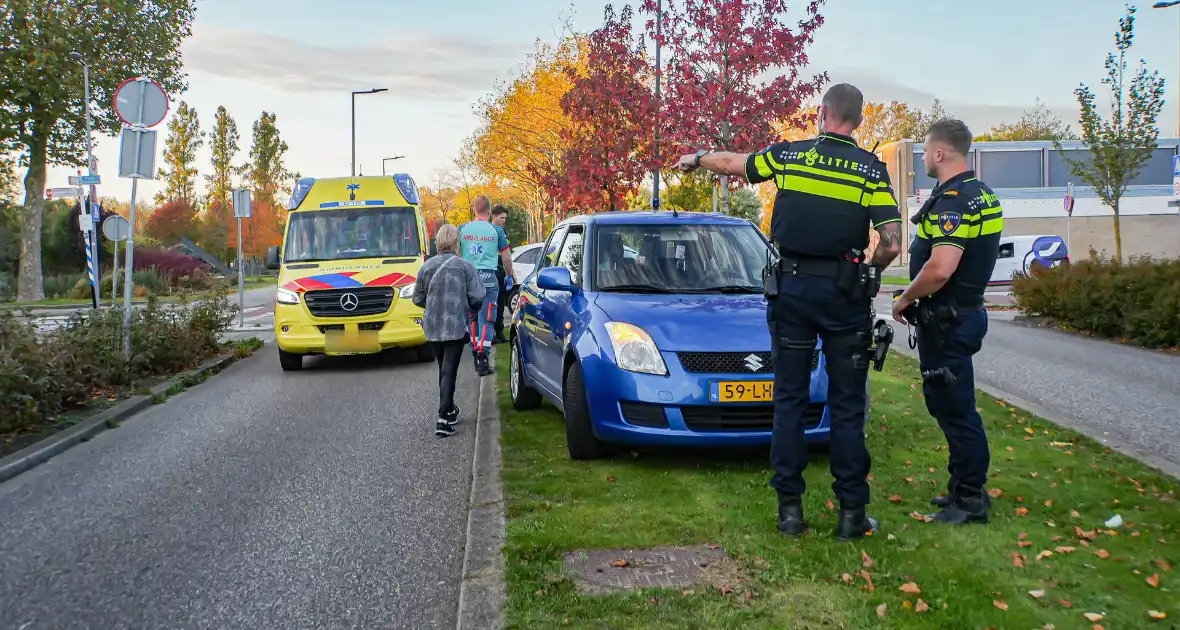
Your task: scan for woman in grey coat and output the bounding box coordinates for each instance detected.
[412,224,486,437]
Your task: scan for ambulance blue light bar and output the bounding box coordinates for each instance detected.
[288,177,316,210]
[393,173,419,205]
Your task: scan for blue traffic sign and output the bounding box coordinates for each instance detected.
[1173,155,1180,176]
[79,174,101,185]
[91,202,100,223]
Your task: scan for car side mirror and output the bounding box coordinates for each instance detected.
[265,246,281,270]
[537,267,576,292]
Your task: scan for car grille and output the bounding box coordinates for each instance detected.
[317,321,385,334]
[304,287,394,318]
[680,403,824,433]
[619,402,668,428]
[677,350,819,374]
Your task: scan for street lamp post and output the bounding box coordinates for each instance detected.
[1154,1,1180,136]
[351,88,388,176]
[382,155,405,176]
[71,51,100,308]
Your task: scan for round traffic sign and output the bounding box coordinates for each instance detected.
[113,77,170,128]
[102,214,131,242]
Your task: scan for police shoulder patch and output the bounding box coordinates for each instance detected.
[937,210,962,236]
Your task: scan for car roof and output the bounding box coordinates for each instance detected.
[557,210,756,228]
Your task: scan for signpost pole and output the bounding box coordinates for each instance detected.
[122,80,147,360]
[237,215,244,328]
[112,238,120,307]
[84,227,97,309]
[1065,181,1073,255]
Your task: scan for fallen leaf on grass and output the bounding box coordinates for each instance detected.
[606,476,615,482]
[825,499,835,510]
[915,599,929,613]
[1071,510,1080,519]
[1094,550,1111,559]
[902,600,912,610]
[1153,558,1171,572]
[1016,507,1030,516]
[899,582,921,594]
[856,570,875,592]
[1025,428,1035,435]
[904,476,915,484]
[719,585,733,596]
[989,488,1004,498]
[1028,589,1045,599]
[1012,553,1026,568]
[876,603,887,617]
[614,559,629,567]
[1076,526,1098,540]
[1019,532,1029,540]
[744,591,752,601]
[1045,499,1055,507]
[887,495,904,503]
[1007,446,1014,452]
[994,600,1008,611]
[1037,550,1055,561]
[1146,573,1160,588]
[841,573,852,583]
[1059,599,1072,608]
[861,551,875,568]
[1148,610,1167,620]
[1052,536,1065,542]
[1030,471,1039,478]
[1055,546,1076,554]
[1018,541,1033,548]
[909,511,934,523]
[1084,612,1105,622]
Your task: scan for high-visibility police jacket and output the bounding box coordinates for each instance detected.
[744,132,901,260]
[908,170,1004,305]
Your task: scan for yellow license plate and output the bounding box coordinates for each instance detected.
[712,380,774,403]
[325,330,380,354]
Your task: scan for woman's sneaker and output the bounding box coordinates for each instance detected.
[442,405,461,426]
[434,420,456,438]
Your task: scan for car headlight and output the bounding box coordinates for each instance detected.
[276,287,300,305]
[399,283,415,299]
[603,321,667,376]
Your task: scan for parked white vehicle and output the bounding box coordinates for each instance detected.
[990,234,1069,288]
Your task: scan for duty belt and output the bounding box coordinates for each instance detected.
[778,256,841,279]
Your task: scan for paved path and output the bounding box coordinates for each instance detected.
[0,344,479,629]
[873,294,1180,474]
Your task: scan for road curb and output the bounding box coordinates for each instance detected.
[0,352,239,484]
[456,349,506,630]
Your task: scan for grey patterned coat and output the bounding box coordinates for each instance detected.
[412,252,486,342]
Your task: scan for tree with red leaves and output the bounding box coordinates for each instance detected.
[641,0,828,210]
[144,199,199,244]
[551,4,656,212]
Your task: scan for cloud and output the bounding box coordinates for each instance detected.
[181,26,529,100]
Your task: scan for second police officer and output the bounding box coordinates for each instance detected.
[891,119,1002,525]
[678,83,904,541]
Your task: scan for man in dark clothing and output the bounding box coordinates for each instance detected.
[491,205,511,344]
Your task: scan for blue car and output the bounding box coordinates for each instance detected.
[509,210,865,460]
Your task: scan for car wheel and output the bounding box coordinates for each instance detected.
[562,360,606,460]
[509,289,520,314]
[510,336,542,410]
[279,349,303,371]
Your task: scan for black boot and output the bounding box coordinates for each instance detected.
[834,501,879,541]
[777,494,807,537]
[930,494,954,508]
[928,486,990,524]
[474,351,495,376]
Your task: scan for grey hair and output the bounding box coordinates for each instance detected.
[435,223,462,255]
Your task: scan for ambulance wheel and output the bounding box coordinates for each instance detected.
[279,349,303,371]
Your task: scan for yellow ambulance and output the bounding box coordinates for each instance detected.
[264,174,433,371]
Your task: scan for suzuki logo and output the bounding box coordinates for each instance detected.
[339,293,359,311]
[743,354,763,371]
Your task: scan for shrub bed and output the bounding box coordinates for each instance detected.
[0,293,237,442]
[1012,251,1180,348]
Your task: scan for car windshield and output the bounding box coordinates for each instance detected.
[593,223,769,293]
[284,206,420,262]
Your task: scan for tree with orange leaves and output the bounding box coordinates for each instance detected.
[771,101,922,149]
[145,199,199,244]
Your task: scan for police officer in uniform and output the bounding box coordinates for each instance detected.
[679,83,903,540]
[891,119,1002,525]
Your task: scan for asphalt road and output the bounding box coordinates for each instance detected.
[0,343,479,629]
[874,294,1180,472]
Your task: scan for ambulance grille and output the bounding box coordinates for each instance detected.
[304,287,394,318]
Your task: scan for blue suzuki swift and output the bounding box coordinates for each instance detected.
[510,211,852,460]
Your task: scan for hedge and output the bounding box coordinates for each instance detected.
[0,294,237,440]
[1011,251,1180,348]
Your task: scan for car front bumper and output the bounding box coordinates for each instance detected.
[274,300,427,355]
[580,350,831,447]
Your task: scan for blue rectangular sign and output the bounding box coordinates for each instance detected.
[1173,155,1180,176]
[91,202,100,223]
[79,174,101,185]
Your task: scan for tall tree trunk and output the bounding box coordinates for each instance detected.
[17,132,49,302]
[719,120,731,213]
[1112,200,1122,262]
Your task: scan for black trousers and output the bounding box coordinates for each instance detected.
[769,273,872,505]
[431,339,466,417]
[494,268,507,336]
[917,307,990,495]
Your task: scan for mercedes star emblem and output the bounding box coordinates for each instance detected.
[339,293,359,311]
[743,354,763,371]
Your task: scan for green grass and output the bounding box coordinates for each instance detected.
[881,269,910,286]
[495,351,1178,629]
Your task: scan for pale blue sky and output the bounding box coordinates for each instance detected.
[41,0,1180,202]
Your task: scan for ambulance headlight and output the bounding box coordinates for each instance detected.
[399,283,415,299]
[276,288,301,305]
